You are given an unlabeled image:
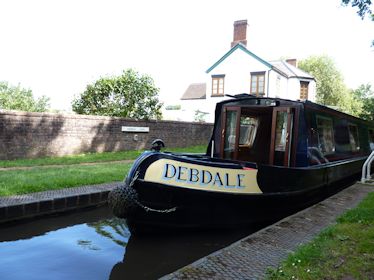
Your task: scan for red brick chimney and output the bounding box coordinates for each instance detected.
[286,58,297,67]
[231,20,248,48]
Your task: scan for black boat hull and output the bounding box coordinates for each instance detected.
[121,154,365,234]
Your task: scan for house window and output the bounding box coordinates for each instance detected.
[250,72,265,96]
[211,75,225,96]
[316,116,335,155]
[348,124,360,152]
[300,81,309,100]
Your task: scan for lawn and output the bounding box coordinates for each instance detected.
[0,145,207,168]
[0,145,207,196]
[0,162,132,196]
[266,192,374,280]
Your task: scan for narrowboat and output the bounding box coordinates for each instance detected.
[109,95,374,233]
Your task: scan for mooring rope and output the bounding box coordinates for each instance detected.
[130,171,177,214]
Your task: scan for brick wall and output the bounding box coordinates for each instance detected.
[0,110,213,160]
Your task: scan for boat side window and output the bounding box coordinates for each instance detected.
[369,129,374,151]
[334,120,351,153]
[239,116,258,148]
[223,110,238,159]
[316,116,335,155]
[275,111,288,151]
[348,124,360,152]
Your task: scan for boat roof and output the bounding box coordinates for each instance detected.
[216,94,374,125]
[217,94,304,107]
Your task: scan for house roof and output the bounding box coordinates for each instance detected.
[270,60,315,80]
[206,43,314,80]
[206,43,273,73]
[181,83,206,100]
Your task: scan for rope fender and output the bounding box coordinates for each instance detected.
[108,171,177,218]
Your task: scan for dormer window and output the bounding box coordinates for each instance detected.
[300,81,309,100]
[250,72,265,96]
[211,75,225,97]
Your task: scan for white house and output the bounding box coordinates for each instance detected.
[165,20,316,123]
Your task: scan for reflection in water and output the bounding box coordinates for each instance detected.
[0,206,261,280]
[109,227,262,280]
[0,207,129,280]
[77,240,101,251]
[87,217,130,247]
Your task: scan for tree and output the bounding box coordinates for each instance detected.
[72,69,162,120]
[342,0,373,19]
[352,83,374,120]
[341,0,374,46]
[0,81,50,112]
[298,55,363,116]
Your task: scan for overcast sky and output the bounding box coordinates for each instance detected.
[0,0,373,111]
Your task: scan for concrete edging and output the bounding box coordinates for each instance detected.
[0,182,122,224]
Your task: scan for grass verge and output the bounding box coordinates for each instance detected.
[0,145,207,196]
[0,162,132,196]
[0,145,207,168]
[266,192,374,280]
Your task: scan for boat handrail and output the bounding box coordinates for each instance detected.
[361,150,374,183]
[367,151,374,180]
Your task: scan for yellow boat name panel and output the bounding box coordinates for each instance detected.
[144,159,262,194]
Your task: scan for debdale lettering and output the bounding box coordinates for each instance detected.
[162,163,245,188]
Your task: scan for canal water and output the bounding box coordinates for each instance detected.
[0,206,262,280]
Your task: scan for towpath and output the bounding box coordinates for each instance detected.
[161,182,374,280]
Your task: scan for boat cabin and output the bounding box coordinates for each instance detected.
[209,96,374,168]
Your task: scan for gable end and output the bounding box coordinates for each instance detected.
[206,43,273,74]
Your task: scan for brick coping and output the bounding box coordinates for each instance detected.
[0,182,123,223]
[161,183,374,279]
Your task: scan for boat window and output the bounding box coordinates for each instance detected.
[223,110,238,159]
[348,124,360,152]
[239,116,258,148]
[334,120,351,153]
[316,116,335,155]
[274,111,288,151]
[369,129,374,151]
